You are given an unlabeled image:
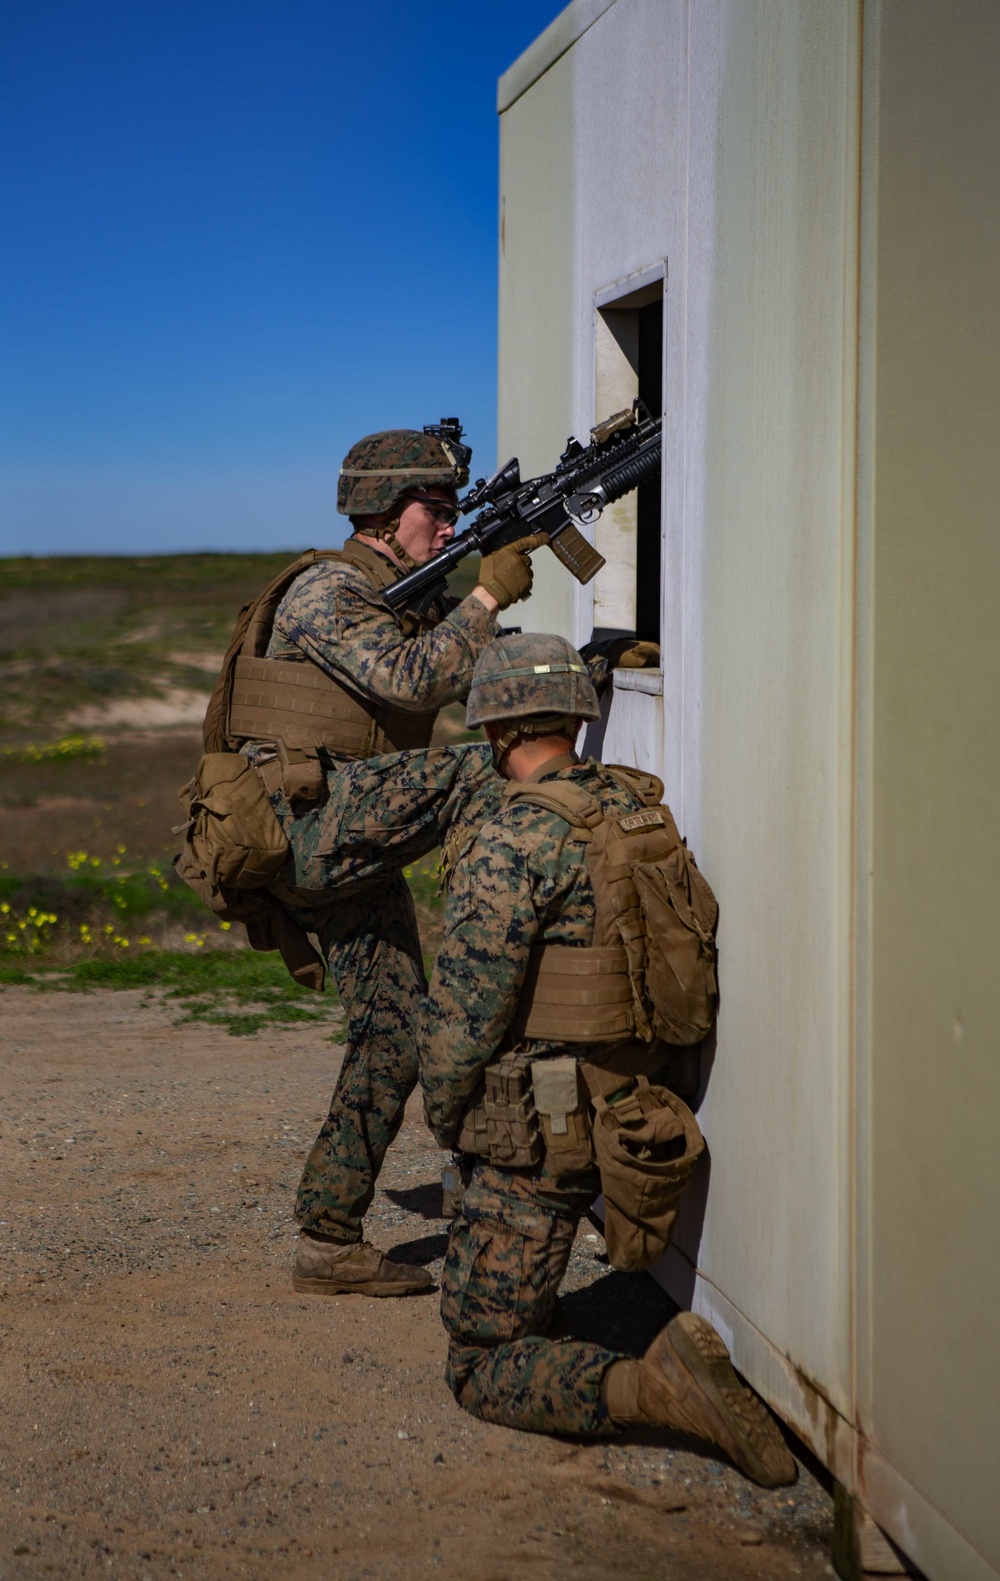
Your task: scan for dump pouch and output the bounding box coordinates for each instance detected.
[178,752,289,890]
[171,851,326,992]
[584,1072,704,1273]
[172,752,326,993]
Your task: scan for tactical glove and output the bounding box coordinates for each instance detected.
[614,639,660,669]
[578,636,661,694]
[476,533,548,610]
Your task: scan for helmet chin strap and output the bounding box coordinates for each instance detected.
[490,714,581,773]
[365,517,418,571]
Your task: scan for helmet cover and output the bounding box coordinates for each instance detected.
[466,632,600,727]
[337,429,470,517]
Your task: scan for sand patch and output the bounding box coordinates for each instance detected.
[70,687,212,731]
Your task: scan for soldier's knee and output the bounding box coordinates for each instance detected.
[444,1341,481,1410]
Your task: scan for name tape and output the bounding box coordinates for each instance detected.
[618,809,665,832]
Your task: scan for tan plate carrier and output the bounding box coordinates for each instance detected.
[176,538,445,990]
[203,537,437,762]
[502,765,719,1048]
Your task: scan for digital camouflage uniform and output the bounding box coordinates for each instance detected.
[417,629,798,1490]
[247,553,502,1243]
[421,756,652,1435]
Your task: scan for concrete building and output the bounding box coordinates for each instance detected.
[496,4,1000,1578]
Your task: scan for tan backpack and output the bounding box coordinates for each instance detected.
[505,764,719,1046]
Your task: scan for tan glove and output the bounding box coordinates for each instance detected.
[614,639,660,669]
[476,533,549,610]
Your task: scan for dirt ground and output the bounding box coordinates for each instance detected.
[1,984,837,1581]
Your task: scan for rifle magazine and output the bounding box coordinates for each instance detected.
[549,523,605,584]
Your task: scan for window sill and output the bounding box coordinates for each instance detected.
[613,667,663,697]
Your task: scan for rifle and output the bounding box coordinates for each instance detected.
[382,404,661,613]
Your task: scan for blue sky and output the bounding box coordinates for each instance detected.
[0,0,563,555]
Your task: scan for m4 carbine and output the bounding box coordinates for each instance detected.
[382,405,662,613]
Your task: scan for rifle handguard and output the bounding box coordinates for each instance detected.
[381,408,660,613]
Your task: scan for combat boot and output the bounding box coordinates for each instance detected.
[292,1231,433,1297]
[603,1311,797,1488]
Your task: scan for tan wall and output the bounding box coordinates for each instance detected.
[686,0,858,1421]
[500,0,859,1426]
[497,48,578,639]
[498,1,1000,1573]
[862,2,1000,1570]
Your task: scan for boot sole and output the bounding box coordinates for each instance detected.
[291,1272,433,1297]
[661,1313,797,1488]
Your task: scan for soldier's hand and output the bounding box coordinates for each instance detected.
[614,639,660,669]
[476,533,548,611]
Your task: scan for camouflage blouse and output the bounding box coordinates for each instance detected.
[266,556,498,711]
[419,757,644,1147]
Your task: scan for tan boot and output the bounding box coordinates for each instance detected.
[604,1311,797,1488]
[292,1232,433,1297]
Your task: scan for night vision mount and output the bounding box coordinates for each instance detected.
[423,417,473,472]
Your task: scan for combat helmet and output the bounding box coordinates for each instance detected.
[467,633,599,766]
[337,422,471,519]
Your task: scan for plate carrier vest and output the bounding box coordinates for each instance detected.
[502,765,719,1048]
[203,538,438,759]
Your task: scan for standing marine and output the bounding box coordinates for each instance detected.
[419,632,796,1486]
[190,421,543,1297]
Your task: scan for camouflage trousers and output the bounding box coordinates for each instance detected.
[259,743,500,1242]
[441,1163,624,1436]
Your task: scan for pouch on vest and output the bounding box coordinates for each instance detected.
[625,827,718,1046]
[587,1074,704,1273]
[454,1079,490,1157]
[177,752,289,890]
[276,740,326,805]
[531,1056,593,1179]
[483,1053,543,1169]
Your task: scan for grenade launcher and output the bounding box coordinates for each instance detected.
[382,404,661,613]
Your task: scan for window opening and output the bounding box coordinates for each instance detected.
[635,297,663,641]
[592,278,663,644]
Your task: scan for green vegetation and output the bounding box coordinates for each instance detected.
[0,552,455,1011]
[0,849,444,1034]
[1,733,106,763]
[1,948,344,1037]
[0,847,207,955]
[0,846,441,960]
[0,550,482,740]
[0,553,300,739]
